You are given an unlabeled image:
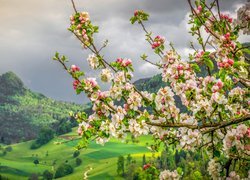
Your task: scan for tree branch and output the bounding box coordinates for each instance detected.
[71,0,77,13]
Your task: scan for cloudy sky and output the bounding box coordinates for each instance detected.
[0,0,248,104]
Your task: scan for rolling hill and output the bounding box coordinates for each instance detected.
[0,72,88,144]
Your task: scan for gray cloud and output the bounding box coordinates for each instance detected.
[0,0,247,104]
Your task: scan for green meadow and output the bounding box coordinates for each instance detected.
[0,129,157,179]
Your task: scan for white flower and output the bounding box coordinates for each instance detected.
[159,170,181,180]
[226,171,240,180]
[100,68,113,82]
[96,137,109,146]
[84,78,98,92]
[114,71,126,84]
[128,119,149,137]
[207,159,222,180]
[236,124,247,138]
[211,92,228,104]
[110,85,123,100]
[87,54,99,69]
[127,92,142,111]
[179,128,202,151]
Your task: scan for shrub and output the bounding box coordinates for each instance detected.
[54,164,74,178]
[30,127,54,149]
[5,146,12,152]
[73,150,80,158]
[43,170,53,180]
[28,173,39,180]
[33,159,39,166]
[76,158,82,166]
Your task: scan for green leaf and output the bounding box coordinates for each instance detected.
[191,63,201,72]
[218,69,227,81]
[130,17,137,24]
[214,150,220,158]
[204,58,214,70]
[53,52,59,60]
[242,48,250,55]
[140,53,148,60]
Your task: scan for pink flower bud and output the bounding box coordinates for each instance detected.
[71,65,80,72]
[70,15,74,21]
[197,5,202,12]
[224,32,230,40]
[244,145,250,151]
[246,128,250,138]
[224,63,230,68]
[73,80,80,90]
[116,58,123,63]
[143,164,151,170]
[89,78,97,87]
[218,62,224,68]
[227,59,234,65]
[177,65,184,71]
[77,24,82,29]
[134,10,138,16]
[216,80,223,88]
[77,126,83,135]
[125,59,132,66]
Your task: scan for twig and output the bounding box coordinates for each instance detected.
[71,0,77,13]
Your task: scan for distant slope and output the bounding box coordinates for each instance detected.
[0,129,154,179]
[0,72,88,144]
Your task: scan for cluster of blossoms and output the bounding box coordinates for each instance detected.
[154,87,179,118]
[178,126,202,151]
[152,35,165,49]
[116,58,132,67]
[226,171,241,180]
[219,32,236,50]
[195,51,204,63]
[129,119,149,137]
[73,79,80,90]
[217,58,234,69]
[84,78,98,92]
[70,12,91,45]
[211,79,223,92]
[220,14,233,23]
[207,159,222,180]
[223,124,250,155]
[159,170,181,180]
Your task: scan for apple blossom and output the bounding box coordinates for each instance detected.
[87,54,99,69]
[159,169,181,180]
[207,159,222,180]
[100,68,113,82]
[71,64,80,72]
[152,35,165,49]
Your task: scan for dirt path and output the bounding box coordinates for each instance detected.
[83,167,93,180]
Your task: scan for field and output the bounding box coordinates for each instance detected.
[0,129,157,179]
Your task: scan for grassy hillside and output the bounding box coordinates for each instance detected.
[0,129,155,179]
[0,72,89,144]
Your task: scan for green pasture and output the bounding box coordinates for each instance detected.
[0,130,156,179]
